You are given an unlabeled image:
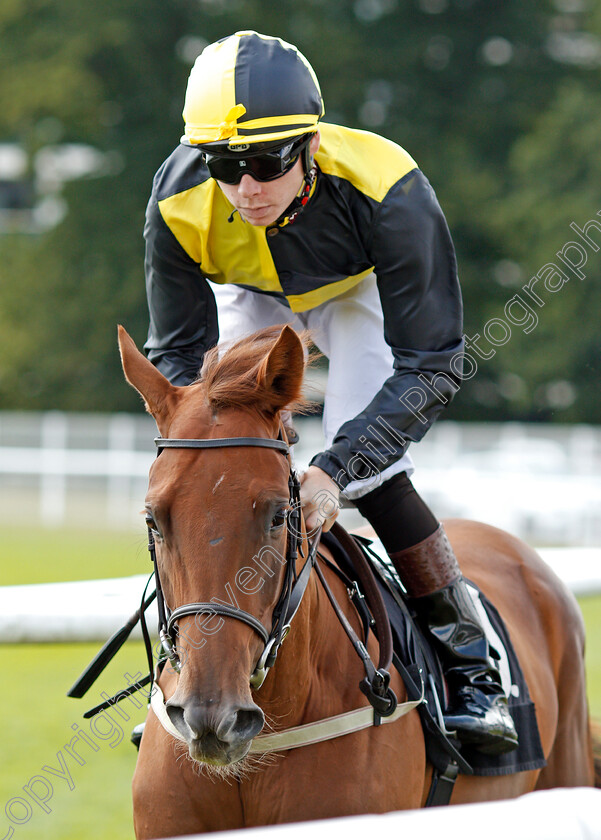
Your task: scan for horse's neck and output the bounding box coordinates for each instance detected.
[257,566,370,724]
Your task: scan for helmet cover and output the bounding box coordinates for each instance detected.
[182,31,324,150]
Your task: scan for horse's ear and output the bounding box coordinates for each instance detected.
[117,325,178,432]
[257,325,305,413]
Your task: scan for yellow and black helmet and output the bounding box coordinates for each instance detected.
[181,31,325,152]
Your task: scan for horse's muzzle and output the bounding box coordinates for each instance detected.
[166,698,265,764]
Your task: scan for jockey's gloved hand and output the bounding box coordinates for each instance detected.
[299,466,340,534]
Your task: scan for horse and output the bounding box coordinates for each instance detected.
[117,323,599,839]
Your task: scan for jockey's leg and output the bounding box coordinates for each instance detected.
[208,282,303,443]
[207,281,300,348]
[305,274,414,479]
[355,473,519,756]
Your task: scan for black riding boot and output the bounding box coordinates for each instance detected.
[355,474,518,754]
[389,526,518,755]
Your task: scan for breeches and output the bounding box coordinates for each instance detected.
[208,273,414,500]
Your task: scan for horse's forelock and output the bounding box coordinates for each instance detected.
[199,326,313,413]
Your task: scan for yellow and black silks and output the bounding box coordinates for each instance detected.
[143,122,464,489]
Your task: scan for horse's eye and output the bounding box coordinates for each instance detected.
[270,509,287,531]
[145,512,162,539]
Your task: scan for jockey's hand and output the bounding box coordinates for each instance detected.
[299,466,340,535]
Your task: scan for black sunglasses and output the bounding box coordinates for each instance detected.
[203,137,310,185]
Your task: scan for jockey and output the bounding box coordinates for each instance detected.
[143,30,518,756]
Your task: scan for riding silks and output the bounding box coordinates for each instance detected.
[144,122,464,491]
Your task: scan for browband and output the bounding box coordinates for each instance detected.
[155,437,290,455]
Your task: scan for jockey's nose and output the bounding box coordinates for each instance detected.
[238,173,261,197]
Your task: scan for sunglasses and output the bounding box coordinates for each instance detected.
[203,137,310,185]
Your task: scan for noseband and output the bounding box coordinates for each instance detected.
[149,433,320,690]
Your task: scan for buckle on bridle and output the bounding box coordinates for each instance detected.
[250,637,277,689]
[347,580,365,601]
[249,625,292,690]
[359,669,398,720]
[159,628,181,674]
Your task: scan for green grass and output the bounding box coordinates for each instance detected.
[1,527,149,840]
[2,527,149,586]
[0,642,144,840]
[0,527,600,839]
[580,595,601,720]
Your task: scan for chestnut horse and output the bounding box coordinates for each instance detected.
[118,324,597,839]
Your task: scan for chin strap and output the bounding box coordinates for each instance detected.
[226,163,317,228]
[272,163,317,227]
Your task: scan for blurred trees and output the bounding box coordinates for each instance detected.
[0,0,600,420]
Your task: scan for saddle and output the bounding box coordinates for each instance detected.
[322,522,546,802]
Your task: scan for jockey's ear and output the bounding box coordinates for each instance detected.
[117,325,178,435]
[256,325,306,415]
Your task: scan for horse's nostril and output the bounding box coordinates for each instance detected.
[166,703,195,738]
[166,700,264,746]
[237,707,265,740]
[217,707,265,744]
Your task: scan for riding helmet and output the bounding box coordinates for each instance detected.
[181,30,325,155]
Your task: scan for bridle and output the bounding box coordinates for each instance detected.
[69,427,422,748]
[149,432,321,690]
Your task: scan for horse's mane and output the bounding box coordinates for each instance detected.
[199,325,315,413]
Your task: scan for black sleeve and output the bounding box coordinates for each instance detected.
[143,185,219,386]
[310,170,464,490]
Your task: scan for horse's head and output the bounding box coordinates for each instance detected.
[118,325,309,767]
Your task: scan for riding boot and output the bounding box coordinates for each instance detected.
[389,526,519,755]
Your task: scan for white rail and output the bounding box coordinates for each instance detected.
[169,788,601,840]
[0,547,598,644]
[1,412,601,542]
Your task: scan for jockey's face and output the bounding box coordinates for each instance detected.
[217,132,320,227]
